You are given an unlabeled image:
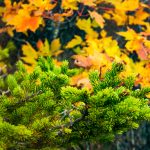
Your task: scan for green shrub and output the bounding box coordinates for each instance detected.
[0,57,150,149]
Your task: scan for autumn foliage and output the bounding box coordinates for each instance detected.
[0,0,149,89]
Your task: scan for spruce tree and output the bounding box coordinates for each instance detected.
[0,57,150,149]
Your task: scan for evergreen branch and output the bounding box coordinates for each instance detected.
[0,89,10,96]
[15,90,43,105]
[0,57,150,149]
[50,109,87,132]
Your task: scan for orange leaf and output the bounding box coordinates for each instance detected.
[4,7,43,32]
[137,44,150,60]
[88,11,105,28]
[36,39,43,49]
[72,55,92,68]
[140,32,150,37]
[81,0,96,6]
[19,16,42,32]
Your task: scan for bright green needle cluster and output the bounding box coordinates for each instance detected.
[0,57,150,149]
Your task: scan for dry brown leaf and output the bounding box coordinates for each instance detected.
[72,55,92,68]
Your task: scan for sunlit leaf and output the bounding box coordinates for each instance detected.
[29,0,56,11]
[21,43,38,72]
[51,38,61,52]
[70,71,92,90]
[62,0,79,10]
[129,7,149,25]
[76,18,98,38]
[66,35,83,48]
[117,28,139,40]
[81,0,96,6]
[88,11,105,28]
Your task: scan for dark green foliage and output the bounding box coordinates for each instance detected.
[89,63,124,93]
[0,57,150,149]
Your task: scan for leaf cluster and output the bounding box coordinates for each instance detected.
[0,0,150,88]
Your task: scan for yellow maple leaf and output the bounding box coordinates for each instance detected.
[21,43,38,63]
[133,62,150,87]
[21,43,38,72]
[37,38,62,57]
[21,38,63,72]
[62,0,80,10]
[107,0,140,11]
[80,0,96,6]
[37,39,50,56]
[117,28,144,41]
[83,35,120,57]
[121,0,140,11]
[118,28,150,56]
[29,0,56,11]
[117,28,150,60]
[129,7,149,26]
[101,37,121,57]
[51,38,61,52]
[83,37,102,55]
[110,9,128,26]
[125,40,142,52]
[65,35,83,48]
[50,38,63,56]
[105,0,140,25]
[76,18,98,38]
